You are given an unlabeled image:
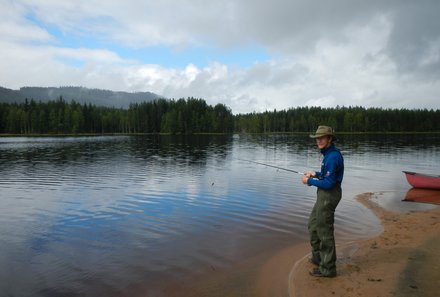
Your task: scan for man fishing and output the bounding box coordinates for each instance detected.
[301,125,344,277]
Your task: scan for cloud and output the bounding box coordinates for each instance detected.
[385,1,440,80]
[0,0,439,113]
[0,1,53,43]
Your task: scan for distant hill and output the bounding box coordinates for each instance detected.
[0,86,162,108]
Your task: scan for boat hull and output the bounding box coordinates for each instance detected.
[403,171,440,190]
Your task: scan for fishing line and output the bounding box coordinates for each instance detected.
[237,158,304,175]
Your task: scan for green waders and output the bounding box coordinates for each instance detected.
[308,184,342,276]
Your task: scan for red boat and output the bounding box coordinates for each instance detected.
[403,171,440,190]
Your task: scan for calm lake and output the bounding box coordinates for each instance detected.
[0,134,438,296]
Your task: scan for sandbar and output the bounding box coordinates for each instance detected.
[289,192,440,297]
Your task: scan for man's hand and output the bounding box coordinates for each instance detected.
[302,171,316,185]
[305,171,316,178]
[301,175,309,184]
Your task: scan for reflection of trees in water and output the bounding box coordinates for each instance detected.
[339,133,440,154]
[128,134,233,163]
[125,135,234,180]
[1,134,438,175]
[0,136,128,165]
[0,135,235,169]
[0,135,236,192]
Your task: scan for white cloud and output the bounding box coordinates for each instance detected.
[0,0,439,113]
[0,1,53,43]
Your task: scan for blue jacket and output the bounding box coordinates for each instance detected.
[307,144,344,189]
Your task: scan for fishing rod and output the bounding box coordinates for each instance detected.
[237,158,304,175]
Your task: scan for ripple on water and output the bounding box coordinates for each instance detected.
[1,134,439,297]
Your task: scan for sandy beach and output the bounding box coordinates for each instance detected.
[289,192,440,297]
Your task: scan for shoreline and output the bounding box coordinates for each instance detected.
[150,191,439,297]
[288,192,440,297]
[1,131,440,137]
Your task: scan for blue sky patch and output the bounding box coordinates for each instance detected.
[25,12,270,68]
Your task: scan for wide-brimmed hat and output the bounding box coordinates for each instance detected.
[309,125,337,140]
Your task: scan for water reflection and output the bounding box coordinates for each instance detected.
[0,134,439,297]
[369,191,438,213]
[403,188,440,205]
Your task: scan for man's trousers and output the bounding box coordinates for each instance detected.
[308,184,342,276]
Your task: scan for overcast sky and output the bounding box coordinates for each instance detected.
[1,0,439,113]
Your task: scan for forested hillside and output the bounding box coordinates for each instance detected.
[0,86,159,108]
[0,97,438,134]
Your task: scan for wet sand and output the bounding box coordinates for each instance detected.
[140,243,311,297]
[289,192,440,297]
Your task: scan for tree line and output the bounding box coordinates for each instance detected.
[0,97,439,134]
[235,106,440,133]
[0,97,233,134]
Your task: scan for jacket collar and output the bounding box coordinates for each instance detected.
[321,144,336,155]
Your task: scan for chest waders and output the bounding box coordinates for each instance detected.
[308,184,342,276]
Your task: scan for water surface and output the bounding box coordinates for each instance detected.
[0,134,438,296]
